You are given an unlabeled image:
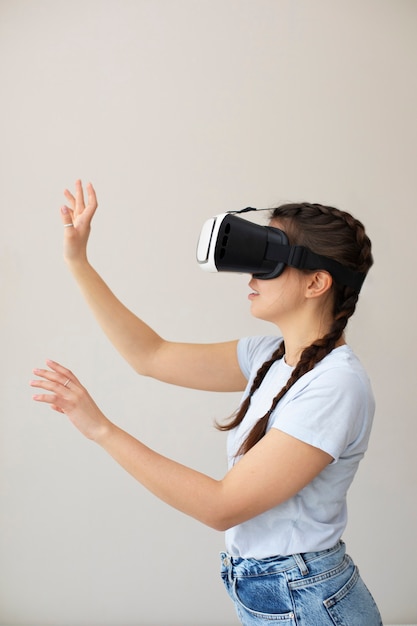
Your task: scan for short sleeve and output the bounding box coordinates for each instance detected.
[270,368,371,461]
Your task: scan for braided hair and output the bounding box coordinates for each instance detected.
[217,202,373,456]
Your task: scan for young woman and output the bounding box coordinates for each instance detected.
[31,181,382,625]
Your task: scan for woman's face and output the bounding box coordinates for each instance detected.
[247,219,306,324]
[248,265,310,325]
[247,219,334,328]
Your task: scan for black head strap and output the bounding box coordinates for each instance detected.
[233,207,366,292]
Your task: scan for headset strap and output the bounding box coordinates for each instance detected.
[231,207,365,292]
[265,241,365,292]
[228,207,270,214]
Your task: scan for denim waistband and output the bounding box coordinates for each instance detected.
[220,540,345,579]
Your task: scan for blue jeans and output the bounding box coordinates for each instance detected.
[220,541,382,625]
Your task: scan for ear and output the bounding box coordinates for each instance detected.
[305,271,333,299]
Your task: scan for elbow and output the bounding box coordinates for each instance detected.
[203,509,241,532]
[214,521,235,532]
[201,484,249,532]
[208,519,231,533]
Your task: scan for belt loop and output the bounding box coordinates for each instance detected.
[293,553,309,576]
[222,553,234,584]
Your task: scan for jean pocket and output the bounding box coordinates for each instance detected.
[233,576,296,623]
[324,566,382,626]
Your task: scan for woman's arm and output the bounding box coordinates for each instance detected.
[30,361,332,531]
[60,181,246,392]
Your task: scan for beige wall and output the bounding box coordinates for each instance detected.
[1,1,416,624]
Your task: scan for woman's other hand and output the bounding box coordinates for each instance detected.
[30,360,112,442]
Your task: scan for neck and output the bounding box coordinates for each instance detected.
[283,335,345,367]
[278,314,345,367]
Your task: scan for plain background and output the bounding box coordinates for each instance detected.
[1,1,416,624]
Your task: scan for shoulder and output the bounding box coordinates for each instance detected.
[308,345,372,395]
[286,345,374,413]
[272,346,375,460]
[237,335,282,380]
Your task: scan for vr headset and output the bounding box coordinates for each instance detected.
[196,208,365,292]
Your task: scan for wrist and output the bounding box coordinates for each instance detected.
[65,254,91,274]
[94,417,117,446]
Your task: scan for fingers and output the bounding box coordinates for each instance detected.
[63,180,97,223]
[44,359,79,384]
[30,361,77,396]
[85,182,97,211]
[75,178,85,213]
[51,405,65,414]
[63,187,76,211]
[30,361,78,415]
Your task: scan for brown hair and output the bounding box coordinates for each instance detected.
[217,202,373,456]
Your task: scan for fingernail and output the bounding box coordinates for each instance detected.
[61,206,69,214]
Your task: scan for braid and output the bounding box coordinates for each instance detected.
[216,341,285,434]
[216,201,373,457]
[275,202,374,276]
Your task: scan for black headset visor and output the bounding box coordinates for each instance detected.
[196,210,365,292]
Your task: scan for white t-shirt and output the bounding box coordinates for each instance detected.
[225,335,375,558]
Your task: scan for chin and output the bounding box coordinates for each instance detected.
[250,306,277,325]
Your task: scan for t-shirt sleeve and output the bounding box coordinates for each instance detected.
[270,368,368,461]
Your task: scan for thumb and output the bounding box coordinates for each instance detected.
[61,205,74,227]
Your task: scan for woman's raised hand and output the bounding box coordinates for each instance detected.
[61,180,98,263]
